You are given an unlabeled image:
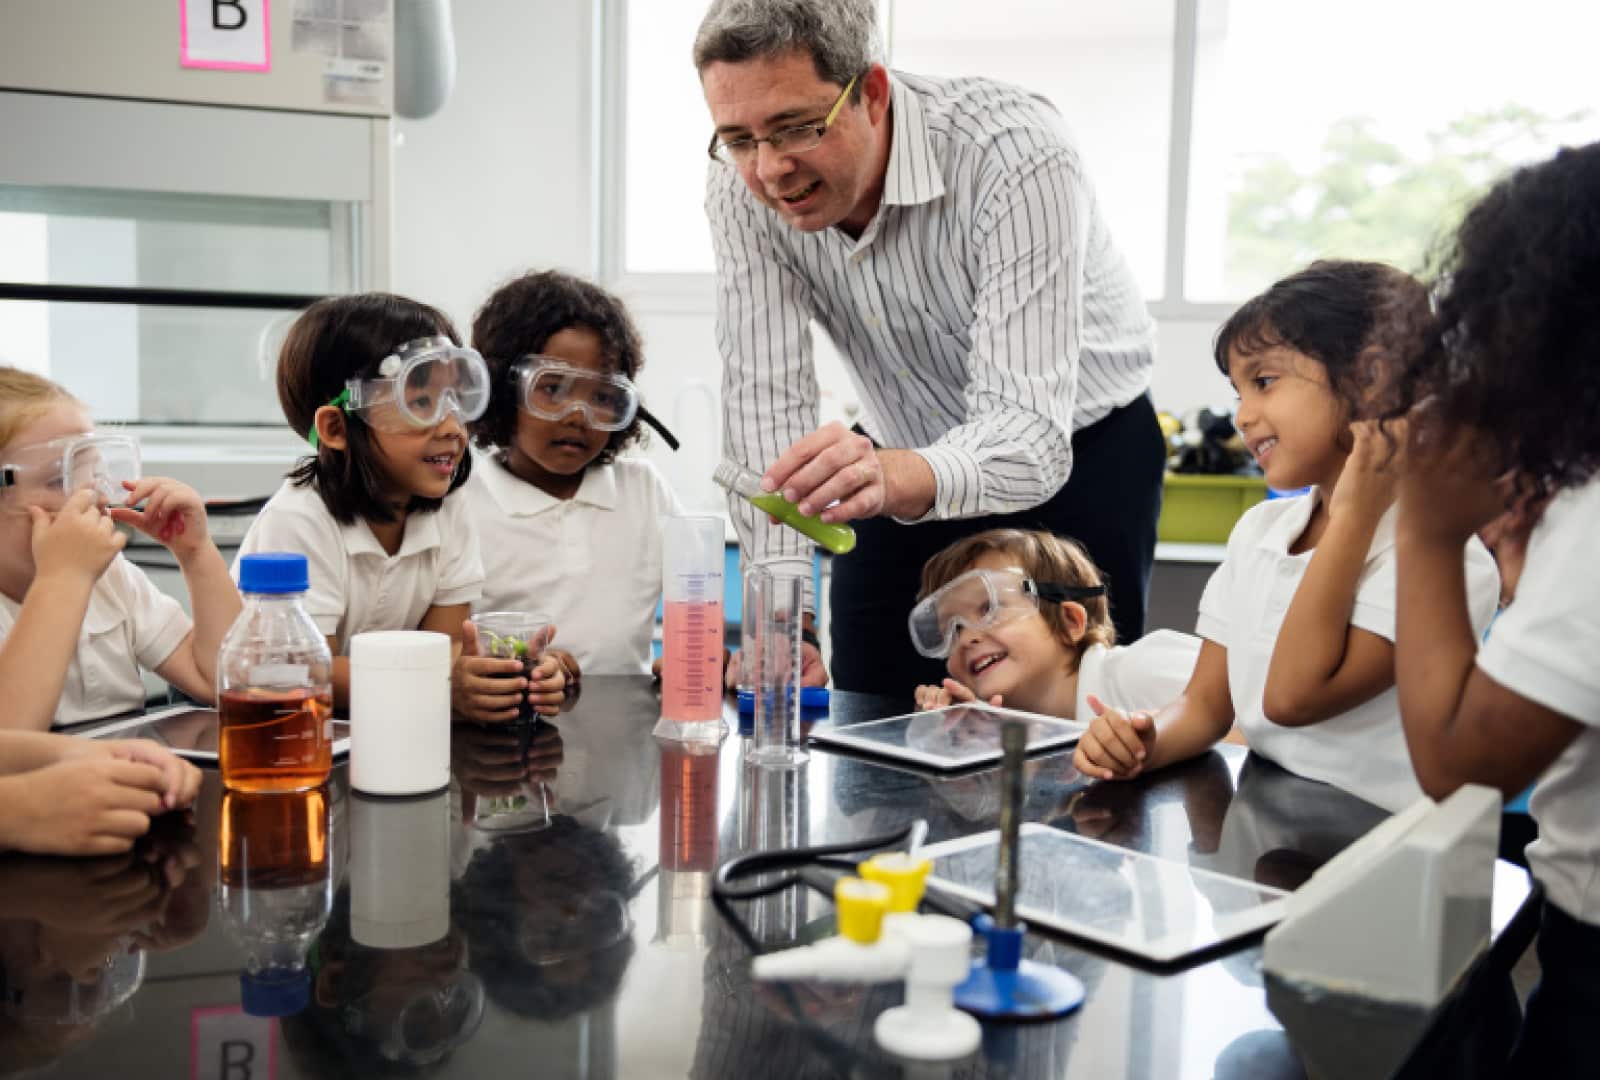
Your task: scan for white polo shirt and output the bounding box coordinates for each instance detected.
[1197,489,1500,812]
[463,453,683,675]
[1073,629,1201,721]
[1477,475,1600,925]
[236,479,484,655]
[0,555,192,727]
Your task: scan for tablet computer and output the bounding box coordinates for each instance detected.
[806,702,1084,771]
[77,703,351,765]
[922,823,1289,964]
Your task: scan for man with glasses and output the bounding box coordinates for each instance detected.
[696,0,1162,695]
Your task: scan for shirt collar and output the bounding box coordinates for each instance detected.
[881,74,946,208]
[342,505,443,561]
[1256,486,1399,557]
[479,451,617,515]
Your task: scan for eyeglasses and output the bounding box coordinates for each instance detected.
[513,357,640,432]
[312,336,491,448]
[707,74,859,165]
[907,567,1108,659]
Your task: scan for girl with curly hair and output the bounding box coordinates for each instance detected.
[1390,141,1600,1076]
[459,271,683,688]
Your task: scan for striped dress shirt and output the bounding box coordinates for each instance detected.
[707,70,1155,589]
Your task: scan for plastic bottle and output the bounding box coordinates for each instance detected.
[655,515,726,743]
[713,461,857,555]
[218,553,335,792]
[218,785,333,1018]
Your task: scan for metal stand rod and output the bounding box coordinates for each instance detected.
[994,722,1027,928]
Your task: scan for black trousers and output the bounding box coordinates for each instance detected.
[829,393,1166,695]
[1504,899,1600,1078]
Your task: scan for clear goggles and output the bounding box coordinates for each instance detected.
[514,357,639,432]
[907,566,1107,658]
[0,433,142,510]
[329,336,491,440]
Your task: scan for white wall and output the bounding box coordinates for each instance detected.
[391,0,598,332]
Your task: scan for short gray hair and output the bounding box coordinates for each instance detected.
[693,0,882,91]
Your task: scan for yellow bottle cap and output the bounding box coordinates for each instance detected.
[858,853,932,913]
[834,877,892,943]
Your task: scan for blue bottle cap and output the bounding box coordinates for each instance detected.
[238,552,310,594]
[240,968,310,1017]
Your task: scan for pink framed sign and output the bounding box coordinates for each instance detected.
[180,0,271,72]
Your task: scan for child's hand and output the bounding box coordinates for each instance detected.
[110,477,212,562]
[29,488,125,588]
[1072,694,1157,781]
[526,653,567,717]
[452,618,528,723]
[1330,421,1400,523]
[99,739,202,810]
[0,757,167,856]
[1396,418,1507,545]
[914,679,1002,711]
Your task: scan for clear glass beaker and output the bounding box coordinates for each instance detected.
[746,570,808,768]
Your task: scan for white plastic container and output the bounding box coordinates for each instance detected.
[348,630,451,795]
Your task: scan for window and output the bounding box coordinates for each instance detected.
[1185,0,1600,301]
[0,185,355,424]
[609,0,1600,306]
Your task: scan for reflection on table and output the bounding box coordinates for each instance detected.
[0,677,1534,1079]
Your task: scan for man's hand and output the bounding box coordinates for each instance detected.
[761,423,939,523]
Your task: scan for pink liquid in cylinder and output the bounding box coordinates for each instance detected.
[661,599,724,722]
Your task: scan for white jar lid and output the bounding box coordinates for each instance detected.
[350,630,451,669]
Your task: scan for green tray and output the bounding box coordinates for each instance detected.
[1158,474,1268,543]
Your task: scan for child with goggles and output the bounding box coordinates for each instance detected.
[460,271,683,698]
[237,293,566,716]
[0,367,243,732]
[910,528,1200,724]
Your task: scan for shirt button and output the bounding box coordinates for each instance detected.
[851,252,866,264]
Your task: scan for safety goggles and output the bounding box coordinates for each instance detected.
[907,567,1107,658]
[315,336,490,447]
[0,433,141,510]
[513,357,640,432]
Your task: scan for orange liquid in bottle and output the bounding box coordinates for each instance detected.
[219,686,334,793]
[220,786,330,888]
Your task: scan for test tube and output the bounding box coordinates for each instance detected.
[656,514,726,744]
[747,570,808,768]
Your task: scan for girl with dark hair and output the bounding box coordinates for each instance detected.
[458,271,682,690]
[1389,142,1600,1076]
[1075,261,1501,813]
[238,293,565,715]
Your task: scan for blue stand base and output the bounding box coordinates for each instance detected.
[953,915,1085,1020]
[955,958,1086,1020]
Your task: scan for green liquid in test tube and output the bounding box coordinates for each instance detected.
[713,461,857,555]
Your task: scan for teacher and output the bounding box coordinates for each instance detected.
[696,0,1163,693]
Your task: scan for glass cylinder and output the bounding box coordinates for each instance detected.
[656,514,726,743]
[747,571,808,768]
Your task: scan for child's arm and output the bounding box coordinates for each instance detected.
[1395,437,1582,798]
[0,491,126,732]
[1074,639,1234,780]
[114,478,242,703]
[0,731,202,810]
[1263,426,1398,727]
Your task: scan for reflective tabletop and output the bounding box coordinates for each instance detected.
[0,677,1536,1078]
